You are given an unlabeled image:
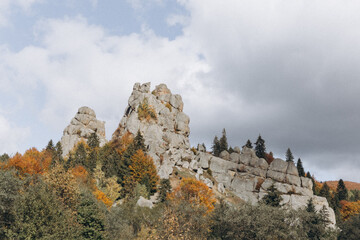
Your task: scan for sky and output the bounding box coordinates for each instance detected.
[1,0,360,182]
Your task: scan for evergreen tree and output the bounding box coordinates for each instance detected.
[306,198,316,213]
[65,154,75,170]
[255,135,266,159]
[0,153,9,163]
[228,146,234,154]
[338,214,360,240]
[245,139,252,149]
[319,182,331,200]
[88,132,100,149]
[46,139,55,151]
[306,171,312,179]
[133,130,146,152]
[337,179,348,201]
[201,143,206,152]
[211,136,221,157]
[285,148,294,162]
[77,191,106,239]
[87,149,97,173]
[158,179,172,202]
[99,143,121,178]
[53,141,64,165]
[219,128,228,153]
[261,184,282,207]
[296,158,305,177]
[74,142,87,167]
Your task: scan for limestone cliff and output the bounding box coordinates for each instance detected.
[60,106,106,156]
[112,82,193,179]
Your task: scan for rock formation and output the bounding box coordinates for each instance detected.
[112,82,193,179]
[190,147,336,226]
[61,106,106,156]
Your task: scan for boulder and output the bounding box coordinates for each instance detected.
[229,152,240,163]
[301,177,313,190]
[234,146,241,154]
[285,174,301,187]
[137,196,153,209]
[267,170,286,183]
[219,150,230,160]
[209,156,238,174]
[269,158,288,173]
[286,162,299,176]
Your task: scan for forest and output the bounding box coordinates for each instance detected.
[0,130,359,239]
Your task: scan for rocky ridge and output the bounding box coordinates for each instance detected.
[112,82,193,179]
[60,106,106,156]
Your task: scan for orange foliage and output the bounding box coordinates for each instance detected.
[112,131,134,155]
[169,178,216,212]
[264,153,274,164]
[326,181,360,191]
[340,200,360,221]
[93,187,113,208]
[127,149,159,193]
[3,148,52,175]
[71,165,89,184]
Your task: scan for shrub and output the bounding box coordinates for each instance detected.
[138,98,157,122]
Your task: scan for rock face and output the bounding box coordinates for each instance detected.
[61,106,106,156]
[110,82,336,227]
[112,83,193,179]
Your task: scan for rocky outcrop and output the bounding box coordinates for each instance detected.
[110,82,336,227]
[191,147,336,227]
[112,83,193,179]
[60,106,106,156]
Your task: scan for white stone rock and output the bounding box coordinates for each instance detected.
[269,158,288,173]
[137,196,153,209]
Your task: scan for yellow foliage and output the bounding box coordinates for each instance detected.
[169,178,216,212]
[112,131,134,155]
[44,163,80,210]
[71,165,89,184]
[93,187,113,208]
[138,98,157,122]
[165,102,172,112]
[126,150,159,194]
[340,200,360,221]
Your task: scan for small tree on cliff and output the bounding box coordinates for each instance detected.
[297,158,305,177]
[245,139,253,149]
[286,148,294,162]
[261,184,282,207]
[219,128,228,153]
[255,135,266,159]
[212,136,221,157]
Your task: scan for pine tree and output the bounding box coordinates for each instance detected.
[286,148,294,162]
[261,184,282,207]
[54,141,64,165]
[319,182,331,201]
[158,179,172,202]
[228,146,234,153]
[88,132,100,149]
[46,139,55,151]
[306,198,316,213]
[219,128,228,153]
[133,130,146,152]
[74,142,87,167]
[245,139,252,148]
[255,135,266,159]
[296,158,305,177]
[337,179,348,201]
[211,136,221,157]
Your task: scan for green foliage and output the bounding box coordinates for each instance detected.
[134,183,149,199]
[228,146,234,154]
[349,189,360,202]
[319,182,331,201]
[87,148,98,173]
[338,214,360,240]
[255,135,266,159]
[77,191,107,239]
[245,139,253,148]
[297,158,305,177]
[0,153,10,163]
[52,141,64,166]
[211,136,221,157]
[261,184,282,207]
[74,142,87,167]
[158,179,172,202]
[219,128,228,153]
[0,170,22,238]
[286,148,294,162]
[209,201,335,240]
[99,143,121,178]
[8,179,80,239]
[88,132,100,148]
[337,179,348,201]
[304,205,333,240]
[306,198,316,213]
[137,98,157,122]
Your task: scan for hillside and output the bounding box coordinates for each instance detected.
[326,181,360,191]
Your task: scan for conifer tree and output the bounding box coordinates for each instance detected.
[286,148,294,162]
[219,128,228,153]
[211,136,221,157]
[158,179,172,202]
[261,184,282,207]
[319,182,331,201]
[228,146,234,153]
[133,130,146,152]
[337,179,348,201]
[88,132,100,149]
[255,135,266,159]
[296,158,305,177]
[54,141,64,165]
[245,139,253,148]
[74,142,87,167]
[46,139,54,151]
[306,198,316,213]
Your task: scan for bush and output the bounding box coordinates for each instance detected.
[138,98,157,122]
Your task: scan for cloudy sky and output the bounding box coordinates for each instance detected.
[1,0,360,182]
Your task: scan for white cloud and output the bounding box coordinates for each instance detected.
[1,16,209,145]
[0,0,41,27]
[0,114,29,155]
